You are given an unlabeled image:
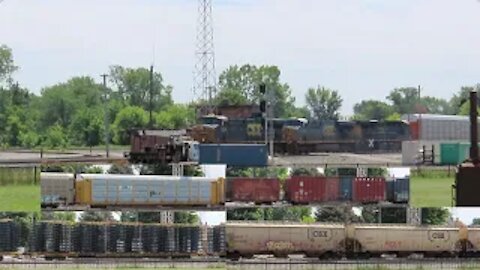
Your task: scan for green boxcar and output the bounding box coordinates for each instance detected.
[440,142,474,165]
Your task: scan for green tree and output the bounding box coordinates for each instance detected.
[68,108,103,146]
[42,124,68,149]
[79,211,115,222]
[421,208,450,225]
[227,208,265,221]
[262,207,311,222]
[315,207,362,223]
[108,163,134,174]
[155,104,195,129]
[38,77,103,130]
[362,207,407,224]
[387,87,421,115]
[216,64,296,117]
[353,100,394,120]
[472,218,480,226]
[305,86,342,120]
[174,212,200,224]
[0,45,18,85]
[119,212,198,224]
[290,167,321,176]
[112,106,148,144]
[450,86,474,115]
[420,96,452,114]
[41,212,76,222]
[109,65,173,112]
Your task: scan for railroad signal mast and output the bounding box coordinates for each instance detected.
[259,83,275,159]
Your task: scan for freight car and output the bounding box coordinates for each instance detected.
[225,175,409,205]
[0,220,20,261]
[0,221,225,260]
[125,129,199,164]
[189,115,410,154]
[41,173,225,209]
[226,222,471,260]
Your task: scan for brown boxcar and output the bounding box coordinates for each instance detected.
[285,176,340,204]
[352,177,386,203]
[229,178,280,204]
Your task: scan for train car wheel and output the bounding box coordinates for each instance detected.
[226,252,240,261]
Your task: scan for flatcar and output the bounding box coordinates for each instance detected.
[0,220,226,260]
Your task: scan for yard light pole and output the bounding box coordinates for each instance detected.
[101,74,110,158]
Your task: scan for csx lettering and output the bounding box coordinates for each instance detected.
[266,241,293,251]
[312,231,328,237]
[432,232,445,239]
[384,241,401,249]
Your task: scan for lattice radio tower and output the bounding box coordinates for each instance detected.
[193,0,217,115]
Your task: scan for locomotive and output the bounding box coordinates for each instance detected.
[189,115,411,154]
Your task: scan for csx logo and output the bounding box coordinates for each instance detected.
[247,123,262,137]
[309,230,330,240]
[431,232,445,239]
[429,231,449,241]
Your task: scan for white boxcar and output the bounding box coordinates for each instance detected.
[402,114,479,141]
[226,222,345,258]
[40,173,75,206]
[76,174,220,206]
[351,224,463,255]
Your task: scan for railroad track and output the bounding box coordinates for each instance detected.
[228,257,480,269]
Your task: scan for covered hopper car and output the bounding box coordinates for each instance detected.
[226,222,471,260]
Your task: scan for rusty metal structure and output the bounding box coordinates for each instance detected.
[455,89,480,206]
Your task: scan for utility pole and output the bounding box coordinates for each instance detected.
[101,74,110,158]
[149,65,154,128]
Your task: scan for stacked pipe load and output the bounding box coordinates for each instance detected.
[27,222,220,256]
[207,225,226,254]
[0,220,19,252]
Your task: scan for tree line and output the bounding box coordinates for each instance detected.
[0,45,475,149]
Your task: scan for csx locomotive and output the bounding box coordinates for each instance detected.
[189,115,411,154]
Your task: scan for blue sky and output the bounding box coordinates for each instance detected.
[1,0,480,114]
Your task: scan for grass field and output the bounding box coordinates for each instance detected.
[0,265,226,270]
[0,185,40,211]
[410,169,455,207]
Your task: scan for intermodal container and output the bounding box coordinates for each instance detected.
[393,177,410,203]
[198,144,268,167]
[229,178,280,203]
[339,176,353,200]
[352,177,386,203]
[386,179,395,203]
[285,176,340,204]
[440,142,470,165]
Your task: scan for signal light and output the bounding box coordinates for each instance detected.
[260,100,266,113]
[259,83,266,95]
